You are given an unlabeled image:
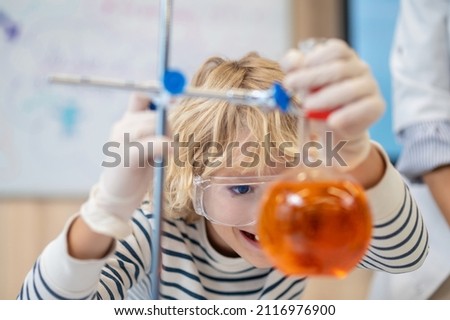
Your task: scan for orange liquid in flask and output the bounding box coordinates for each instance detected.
[258,178,372,277]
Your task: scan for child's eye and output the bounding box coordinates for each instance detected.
[228,185,252,195]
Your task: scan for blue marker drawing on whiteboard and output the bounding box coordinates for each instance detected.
[59,103,80,137]
[0,9,20,41]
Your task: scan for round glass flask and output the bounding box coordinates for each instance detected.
[257,110,373,278]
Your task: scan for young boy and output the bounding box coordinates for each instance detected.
[19,39,428,299]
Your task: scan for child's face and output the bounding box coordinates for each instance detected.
[197,167,285,268]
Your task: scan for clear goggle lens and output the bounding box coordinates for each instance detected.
[193,175,279,227]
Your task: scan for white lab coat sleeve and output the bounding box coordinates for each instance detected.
[391,0,450,132]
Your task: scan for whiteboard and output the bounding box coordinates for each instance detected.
[0,0,292,197]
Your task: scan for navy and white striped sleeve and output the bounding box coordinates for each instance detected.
[359,147,429,273]
[96,209,153,299]
[18,215,110,300]
[18,210,153,300]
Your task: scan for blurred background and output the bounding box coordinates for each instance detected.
[0,0,400,299]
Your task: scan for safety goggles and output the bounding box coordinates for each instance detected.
[192,175,280,227]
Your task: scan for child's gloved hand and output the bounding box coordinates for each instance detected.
[281,38,385,170]
[81,93,171,239]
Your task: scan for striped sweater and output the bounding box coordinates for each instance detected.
[18,160,429,300]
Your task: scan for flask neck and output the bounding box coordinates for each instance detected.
[298,115,328,169]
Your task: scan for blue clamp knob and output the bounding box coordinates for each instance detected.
[272,82,290,112]
[163,70,186,95]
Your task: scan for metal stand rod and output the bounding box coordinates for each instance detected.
[150,0,172,300]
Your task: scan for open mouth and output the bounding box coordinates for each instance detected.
[240,230,260,244]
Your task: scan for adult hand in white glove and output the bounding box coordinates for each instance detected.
[81,93,171,239]
[281,38,385,171]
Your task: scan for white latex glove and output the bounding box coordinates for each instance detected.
[281,38,385,170]
[81,93,171,239]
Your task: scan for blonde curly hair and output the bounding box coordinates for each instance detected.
[161,52,299,222]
